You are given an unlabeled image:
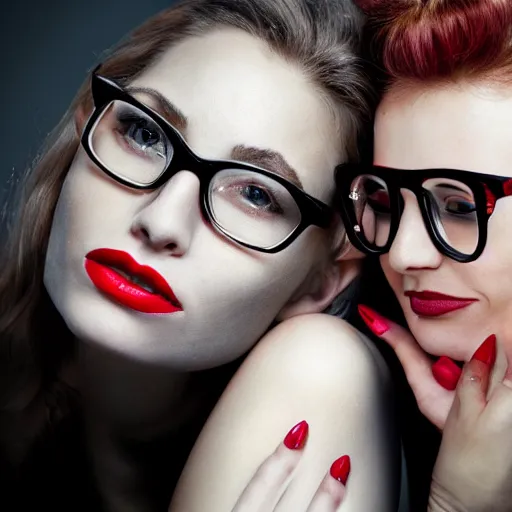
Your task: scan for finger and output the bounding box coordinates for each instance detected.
[502,348,512,389]
[485,381,512,427]
[482,344,512,426]
[305,455,350,512]
[232,420,308,512]
[358,304,435,391]
[452,335,496,422]
[358,304,454,429]
[431,356,462,392]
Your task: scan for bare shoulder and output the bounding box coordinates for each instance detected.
[170,313,400,512]
[249,313,391,394]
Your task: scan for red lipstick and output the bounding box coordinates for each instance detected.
[84,248,182,314]
[405,290,477,317]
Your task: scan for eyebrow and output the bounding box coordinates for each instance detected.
[231,145,303,188]
[125,85,188,132]
[124,87,303,189]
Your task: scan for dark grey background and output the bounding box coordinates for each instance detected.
[0,0,177,207]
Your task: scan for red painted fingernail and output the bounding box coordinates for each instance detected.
[358,304,390,336]
[432,356,462,391]
[471,334,497,367]
[330,454,351,484]
[283,420,309,450]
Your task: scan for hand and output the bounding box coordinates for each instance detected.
[428,334,512,511]
[358,304,458,429]
[232,420,351,512]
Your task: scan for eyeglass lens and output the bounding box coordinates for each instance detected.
[347,174,480,256]
[87,99,302,249]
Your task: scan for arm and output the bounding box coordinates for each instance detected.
[169,314,401,511]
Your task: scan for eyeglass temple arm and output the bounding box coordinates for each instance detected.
[483,178,512,215]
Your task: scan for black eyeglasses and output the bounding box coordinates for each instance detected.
[80,72,334,253]
[335,163,512,263]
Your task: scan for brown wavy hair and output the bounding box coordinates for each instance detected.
[0,0,373,412]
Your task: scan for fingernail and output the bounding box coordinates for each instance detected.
[471,334,497,367]
[432,356,462,391]
[358,304,390,336]
[330,454,351,484]
[283,420,309,450]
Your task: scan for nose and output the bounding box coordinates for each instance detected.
[130,171,202,256]
[387,189,443,273]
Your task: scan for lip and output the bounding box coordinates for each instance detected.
[405,290,478,317]
[84,248,182,314]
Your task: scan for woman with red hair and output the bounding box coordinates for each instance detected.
[335,0,512,510]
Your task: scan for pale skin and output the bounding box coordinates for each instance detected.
[196,327,512,511]
[231,434,350,511]
[224,334,512,512]
[36,26,399,511]
[169,314,400,511]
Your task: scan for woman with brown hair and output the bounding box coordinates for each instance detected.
[0,1,402,510]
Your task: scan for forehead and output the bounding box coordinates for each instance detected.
[129,27,343,200]
[374,82,512,177]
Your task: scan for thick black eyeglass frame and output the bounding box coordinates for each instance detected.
[80,71,334,254]
[335,163,512,263]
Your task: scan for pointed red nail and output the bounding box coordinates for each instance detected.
[283,420,309,450]
[330,455,351,484]
[432,356,462,391]
[358,304,390,336]
[471,334,497,367]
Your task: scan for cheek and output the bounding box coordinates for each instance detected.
[379,255,401,296]
[476,202,512,301]
[47,152,136,250]
[203,237,317,313]
[44,153,138,303]
[193,242,320,366]
[379,256,448,355]
[189,236,320,350]
[45,161,92,282]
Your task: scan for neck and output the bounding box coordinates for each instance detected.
[75,340,205,439]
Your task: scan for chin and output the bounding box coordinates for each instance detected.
[408,322,474,363]
[49,293,230,371]
[46,285,154,360]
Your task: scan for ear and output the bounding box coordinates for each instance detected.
[276,242,363,321]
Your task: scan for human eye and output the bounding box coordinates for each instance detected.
[444,197,476,216]
[211,169,301,220]
[424,179,477,221]
[114,105,169,161]
[226,180,284,215]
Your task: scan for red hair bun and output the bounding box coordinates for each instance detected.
[361,0,512,81]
